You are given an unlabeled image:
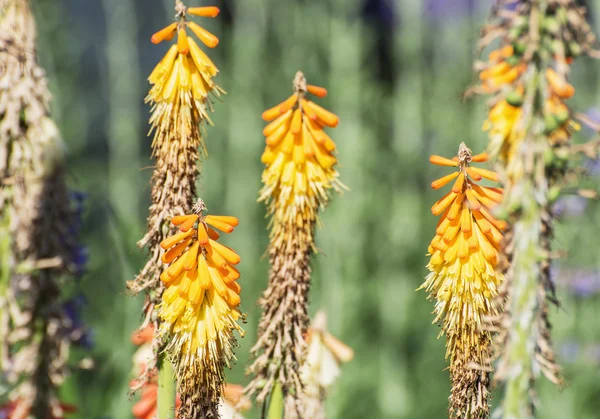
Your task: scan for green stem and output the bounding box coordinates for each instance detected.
[267,382,284,419]
[157,356,177,419]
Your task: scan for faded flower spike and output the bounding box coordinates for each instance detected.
[420,143,505,418]
[157,200,244,418]
[246,72,344,414]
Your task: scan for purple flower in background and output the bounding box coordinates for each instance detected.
[69,191,88,277]
[361,0,394,27]
[554,265,600,298]
[426,0,477,20]
[553,195,589,218]
[63,294,93,349]
[559,341,580,363]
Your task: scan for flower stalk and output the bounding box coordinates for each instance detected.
[472,1,599,416]
[246,72,344,415]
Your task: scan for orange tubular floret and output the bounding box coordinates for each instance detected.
[452,173,465,193]
[263,110,292,137]
[204,217,235,233]
[304,101,339,127]
[429,155,458,167]
[546,68,575,99]
[177,28,189,54]
[447,193,465,221]
[184,242,201,271]
[161,237,192,264]
[187,22,219,48]
[279,95,299,114]
[197,224,209,245]
[209,240,241,265]
[160,229,194,249]
[262,105,282,121]
[180,215,199,232]
[187,6,220,17]
[290,109,303,134]
[207,227,220,240]
[206,215,239,227]
[307,85,328,98]
[432,191,457,215]
[471,153,489,163]
[172,214,196,226]
[470,167,499,182]
[466,167,482,182]
[431,172,459,190]
[465,189,481,211]
[151,23,178,44]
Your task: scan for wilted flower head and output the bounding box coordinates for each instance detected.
[157,199,244,417]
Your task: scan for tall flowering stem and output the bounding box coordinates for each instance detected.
[472,1,599,416]
[246,72,344,416]
[157,200,244,417]
[0,0,85,416]
[128,1,224,415]
[420,144,505,418]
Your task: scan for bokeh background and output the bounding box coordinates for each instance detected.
[31,0,600,417]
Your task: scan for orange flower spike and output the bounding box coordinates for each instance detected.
[430,155,458,167]
[279,94,299,114]
[187,22,219,48]
[160,229,194,249]
[431,172,459,190]
[204,217,235,233]
[206,244,228,269]
[151,23,178,44]
[304,100,339,127]
[187,6,220,18]
[265,122,290,147]
[307,84,328,98]
[290,109,303,134]
[177,28,189,55]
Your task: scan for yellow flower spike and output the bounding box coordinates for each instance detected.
[187,21,219,48]
[291,109,303,134]
[157,202,244,417]
[420,143,505,401]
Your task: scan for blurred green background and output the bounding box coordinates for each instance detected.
[30,0,600,417]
